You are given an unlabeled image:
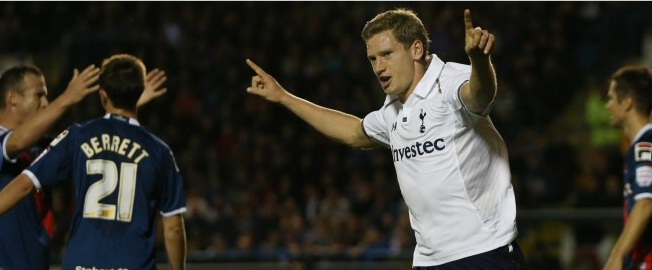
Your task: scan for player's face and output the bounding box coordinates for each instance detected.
[17,73,48,122]
[605,80,627,127]
[366,30,419,102]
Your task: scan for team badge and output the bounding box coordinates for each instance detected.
[31,147,50,165]
[50,129,69,147]
[636,165,652,187]
[419,109,427,134]
[635,142,652,161]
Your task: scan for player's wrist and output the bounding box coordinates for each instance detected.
[276,91,296,105]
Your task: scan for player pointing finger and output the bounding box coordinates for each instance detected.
[244,8,525,268]
[464,9,495,58]
[245,59,289,103]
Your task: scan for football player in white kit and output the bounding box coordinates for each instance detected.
[246,8,525,269]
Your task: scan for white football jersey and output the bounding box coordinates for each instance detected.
[363,54,517,266]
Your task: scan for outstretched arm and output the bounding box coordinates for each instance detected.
[163,214,186,270]
[5,65,100,157]
[0,174,35,216]
[245,59,376,149]
[137,68,168,108]
[459,9,497,114]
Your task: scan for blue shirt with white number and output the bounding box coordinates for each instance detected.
[26,114,186,270]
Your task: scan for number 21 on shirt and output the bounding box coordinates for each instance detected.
[83,159,137,222]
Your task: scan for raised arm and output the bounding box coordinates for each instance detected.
[460,9,497,114]
[5,65,99,157]
[245,59,376,149]
[162,214,186,270]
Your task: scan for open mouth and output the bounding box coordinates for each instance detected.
[379,76,391,89]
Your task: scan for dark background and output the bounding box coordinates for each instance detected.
[1,2,649,269]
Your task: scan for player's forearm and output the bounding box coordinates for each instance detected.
[280,94,375,148]
[0,174,34,216]
[6,98,71,157]
[163,215,186,270]
[610,199,652,260]
[466,56,497,113]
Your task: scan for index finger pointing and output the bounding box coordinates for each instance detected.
[246,59,268,77]
[464,9,473,31]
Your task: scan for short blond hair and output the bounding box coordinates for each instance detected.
[361,8,431,58]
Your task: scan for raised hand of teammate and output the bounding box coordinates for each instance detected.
[464,9,495,59]
[138,68,168,107]
[245,59,289,103]
[59,65,101,106]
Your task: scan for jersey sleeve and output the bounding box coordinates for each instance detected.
[23,126,76,190]
[438,62,492,124]
[439,62,471,109]
[362,109,390,148]
[157,149,186,216]
[633,141,652,200]
[0,130,18,165]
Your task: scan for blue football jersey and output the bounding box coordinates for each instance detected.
[623,124,652,269]
[25,114,186,270]
[0,128,49,270]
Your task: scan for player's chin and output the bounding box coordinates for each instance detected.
[382,85,397,96]
[609,119,621,128]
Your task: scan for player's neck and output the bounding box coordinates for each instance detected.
[624,115,650,143]
[400,58,429,103]
[0,110,23,129]
[105,108,137,120]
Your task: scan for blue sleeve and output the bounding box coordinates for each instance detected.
[26,126,76,188]
[157,149,186,216]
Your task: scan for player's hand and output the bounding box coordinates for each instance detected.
[464,9,494,60]
[138,68,168,107]
[60,65,100,106]
[246,59,288,103]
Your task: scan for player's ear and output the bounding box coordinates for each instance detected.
[411,40,424,61]
[623,96,634,111]
[6,90,18,107]
[99,89,108,108]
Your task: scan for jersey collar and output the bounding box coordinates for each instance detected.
[104,113,140,126]
[383,54,445,107]
[633,123,652,144]
[412,54,445,100]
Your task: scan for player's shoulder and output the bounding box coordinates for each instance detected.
[62,121,96,137]
[46,123,83,147]
[68,117,106,134]
[641,128,652,140]
[429,54,468,74]
[141,129,172,151]
[632,132,652,163]
[440,61,470,79]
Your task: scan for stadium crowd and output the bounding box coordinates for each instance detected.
[1,2,651,269]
